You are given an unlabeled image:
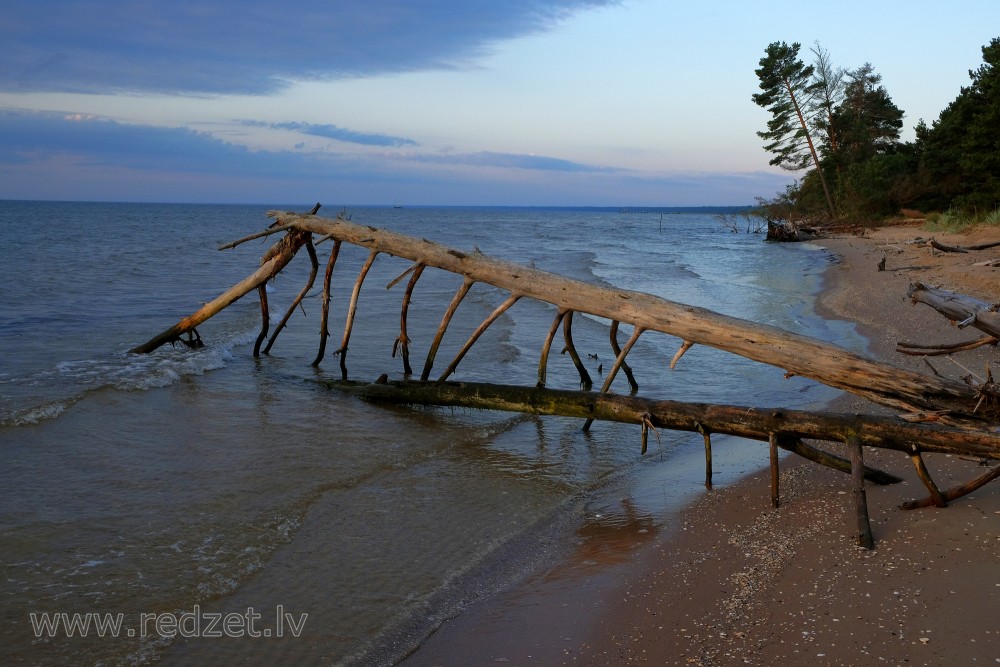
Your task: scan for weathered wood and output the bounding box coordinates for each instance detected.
[909,449,947,507]
[328,379,1000,461]
[272,212,987,422]
[670,340,694,369]
[901,463,1000,510]
[608,321,640,393]
[130,208,1000,552]
[561,311,592,390]
[439,294,520,381]
[312,240,342,367]
[263,238,318,354]
[421,278,473,381]
[908,282,1000,339]
[130,226,311,354]
[392,263,425,376]
[777,437,904,485]
[695,422,713,487]
[766,220,819,242]
[585,325,644,431]
[897,336,999,356]
[769,433,780,508]
[928,238,969,253]
[848,434,875,550]
[538,309,568,388]
[337,250,379,380]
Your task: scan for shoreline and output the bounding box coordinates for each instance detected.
[400,223,1000,666]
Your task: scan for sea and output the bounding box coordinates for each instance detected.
[0,201,867,666]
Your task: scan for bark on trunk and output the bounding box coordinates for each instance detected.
[129,226,311,353]
[908,282,1000,339]
[272,212,986,422]
[328,379,1000,461]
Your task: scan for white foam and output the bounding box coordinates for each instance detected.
[2,327,259,426]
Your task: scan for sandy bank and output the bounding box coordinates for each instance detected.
[401,223,1000,667]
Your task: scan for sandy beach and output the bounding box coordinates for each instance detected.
[402,222,1000,666]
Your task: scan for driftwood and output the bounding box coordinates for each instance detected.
[339,380,1000,461]
[897,337,999,357]
[905,237,1000,254]
[328,378,997,527]
[130,204,320,354]
[766,219,820,242]
[929,238,1000,253]
[907,282,1000,339]
[131,208,1000,549]
[269,211,989,423]
[902,284,1000,414]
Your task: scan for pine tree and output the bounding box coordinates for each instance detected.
[830,64,904,166]
[752,41,836,218]
[920,37,1000,211]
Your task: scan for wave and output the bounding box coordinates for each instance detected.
[0,326,259,427]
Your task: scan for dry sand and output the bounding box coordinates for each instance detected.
[402,222,1000,667]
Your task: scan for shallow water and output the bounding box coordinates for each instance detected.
[0,202,865,665]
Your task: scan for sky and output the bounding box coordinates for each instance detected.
[0,1,997,207]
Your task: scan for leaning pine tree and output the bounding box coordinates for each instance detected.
[753,41,837,219]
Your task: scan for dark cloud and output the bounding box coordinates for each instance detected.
[0,110,313,177]
[242,120,418,147]
[1,0,617,95]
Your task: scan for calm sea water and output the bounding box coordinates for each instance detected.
[0,201,865,665]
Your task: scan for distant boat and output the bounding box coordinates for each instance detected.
[393,199,403,209]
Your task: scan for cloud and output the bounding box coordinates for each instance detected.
[0,109,792,205]
[1,0,617,95]
[0,109,602,176]
[0,109,304,176]
[411,150,612,172]
[241,121,418,147]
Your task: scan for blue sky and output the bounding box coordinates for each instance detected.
[1,1,997,206]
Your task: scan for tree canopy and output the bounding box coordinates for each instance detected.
[754,37,1000,221]
[752,41,836,217]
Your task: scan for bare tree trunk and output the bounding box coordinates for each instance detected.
[908,282,1000,339]
[784,79,836,219]
[273,212,987,422]
[129,227,311,354]
[339,379,1000,461]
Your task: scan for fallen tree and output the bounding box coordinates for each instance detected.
[907,282,1000,340]
[898,282,1000,359]
[131,207,1000,549]
[331,377,1000,550]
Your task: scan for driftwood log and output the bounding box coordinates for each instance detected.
[267,211,989,423]
[765,219,820,242]
[336,379,999,461]
[131,208,1000,549]
[907,282,1000,339]
[331,378,999,547]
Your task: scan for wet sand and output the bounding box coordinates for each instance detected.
[401,222,1000,666]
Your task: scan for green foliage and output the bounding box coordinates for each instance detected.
[752,42,820,172]
[752,41,835,217]
[829,64,904,167]
[923,206,1000,232]
[839,152,913,218]
[755,37,1000,223]
[923,209,970,233]
[912,38,1000,213]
